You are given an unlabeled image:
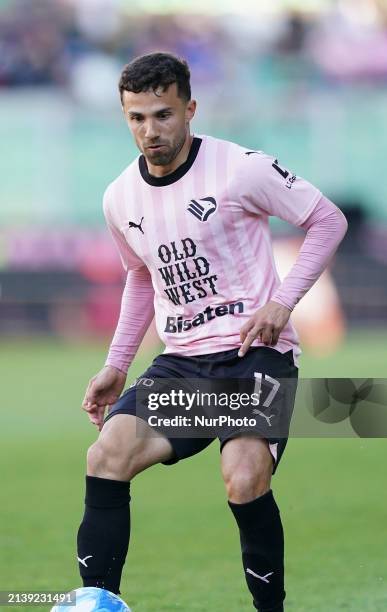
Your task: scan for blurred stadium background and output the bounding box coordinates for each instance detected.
[1,1,387,610]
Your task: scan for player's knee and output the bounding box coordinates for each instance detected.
[86,442,104,476]
[86,439,137,481]
[223,461,272,503]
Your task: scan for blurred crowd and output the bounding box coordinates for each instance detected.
[1,0,387,337]
[1,0,387,95]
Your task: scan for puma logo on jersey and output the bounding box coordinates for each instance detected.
[187,197,217,222]
[128,217,144,234]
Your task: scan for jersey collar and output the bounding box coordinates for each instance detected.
[138,136,202,187]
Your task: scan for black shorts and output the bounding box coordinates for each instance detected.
[104,346,298,474]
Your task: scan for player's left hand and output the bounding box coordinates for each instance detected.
[238,300,291,357]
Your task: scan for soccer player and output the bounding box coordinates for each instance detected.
[78,52,347,611]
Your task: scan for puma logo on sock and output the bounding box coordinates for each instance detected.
[246,568,274,583]
[77,555,93,567]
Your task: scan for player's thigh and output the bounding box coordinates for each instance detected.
[90,414,174,479]
[214,347,298,476]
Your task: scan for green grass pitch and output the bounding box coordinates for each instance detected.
[1,331,386,611]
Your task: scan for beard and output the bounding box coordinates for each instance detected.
[143,131,186,167]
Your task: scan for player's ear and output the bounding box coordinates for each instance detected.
[120,91,128,119]
[185,99,196,122]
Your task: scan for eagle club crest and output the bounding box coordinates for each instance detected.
[187,197,217,222]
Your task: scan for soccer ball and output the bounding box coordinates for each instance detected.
[51,587,131,612]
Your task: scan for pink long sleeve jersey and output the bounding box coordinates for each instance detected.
[103,134,346,371]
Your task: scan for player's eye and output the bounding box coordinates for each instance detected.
[130,115,143,122]
[157,112,171,120]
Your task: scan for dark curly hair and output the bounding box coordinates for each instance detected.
[119,52,191,104]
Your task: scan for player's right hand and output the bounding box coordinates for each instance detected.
[82,365,127,430]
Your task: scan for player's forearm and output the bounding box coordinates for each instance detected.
[105,267,155,374]
[271,195,348,311]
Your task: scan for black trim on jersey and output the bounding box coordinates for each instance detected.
[138,137,202,187]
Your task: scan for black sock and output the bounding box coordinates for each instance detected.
[77,475,130,595]
[228,489,285,612]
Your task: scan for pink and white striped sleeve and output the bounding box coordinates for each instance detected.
[271,195,348,311]
[103,185,155,374]
[105,267,155,374]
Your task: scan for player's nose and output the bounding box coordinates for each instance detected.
[143,119,158,140]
